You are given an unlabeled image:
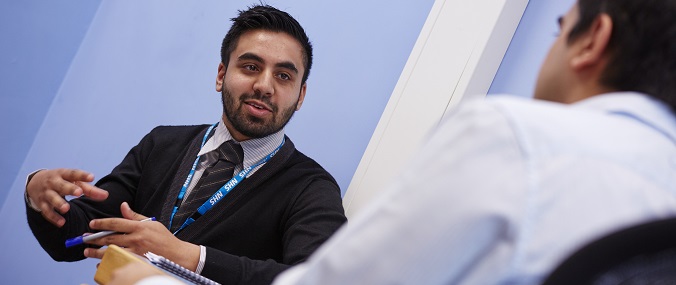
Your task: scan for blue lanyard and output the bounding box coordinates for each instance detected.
[169,123,284,234]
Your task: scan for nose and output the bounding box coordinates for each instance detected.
[253,71,275,96]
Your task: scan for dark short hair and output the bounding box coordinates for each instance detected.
[220,5,313,85]
[568,0,676,111]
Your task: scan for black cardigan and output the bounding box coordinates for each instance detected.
[27,125,347,285]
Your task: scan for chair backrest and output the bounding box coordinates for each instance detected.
[542,216,676,285]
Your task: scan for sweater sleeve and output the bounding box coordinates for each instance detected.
[201,179,346,285]
[26,128,156,261]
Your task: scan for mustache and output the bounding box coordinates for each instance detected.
[240,91,277,112]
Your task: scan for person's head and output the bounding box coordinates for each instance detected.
[216,5,312,141]
[534,0,676,111]
[221,5,313,85]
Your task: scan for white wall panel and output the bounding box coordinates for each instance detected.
[344,0,529,217]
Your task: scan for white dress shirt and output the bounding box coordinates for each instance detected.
[272,92,676,285]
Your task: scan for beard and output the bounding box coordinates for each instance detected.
[221,84,298,139]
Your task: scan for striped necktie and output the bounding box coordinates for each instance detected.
[170,140,244,232]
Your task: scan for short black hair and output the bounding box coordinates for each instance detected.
[220,5,313,85]
[567,0,676,112]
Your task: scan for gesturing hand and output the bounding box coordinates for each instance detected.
[84,202,201,272]
[26,168,109,227]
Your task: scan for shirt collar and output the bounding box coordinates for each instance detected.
[574,92,676,144]
[198,118,285,169]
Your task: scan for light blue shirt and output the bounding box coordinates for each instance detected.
[272,92,676,285]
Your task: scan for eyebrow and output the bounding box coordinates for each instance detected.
[238,52,299,74]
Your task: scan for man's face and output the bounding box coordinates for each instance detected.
[533,4,580,102]
[216,30,307,141]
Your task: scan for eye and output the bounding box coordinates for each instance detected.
[277,73,291,81]
[243,64,258,72]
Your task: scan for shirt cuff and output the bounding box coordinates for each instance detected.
[25,169,45,212]
[195,245,206,274]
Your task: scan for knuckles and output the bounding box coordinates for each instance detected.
[46,176,61,188]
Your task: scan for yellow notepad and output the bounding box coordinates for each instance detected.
[93,244,164,285]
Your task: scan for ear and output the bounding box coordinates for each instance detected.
[295,83,307,111]
[216,62,226,92]
[570,14,613,71]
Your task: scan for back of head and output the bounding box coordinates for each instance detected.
[220,5,313,84]
[569,0,676,112]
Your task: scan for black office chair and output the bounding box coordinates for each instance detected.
[542,217,676,285]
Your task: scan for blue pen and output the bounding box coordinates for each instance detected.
[65,217,156,248]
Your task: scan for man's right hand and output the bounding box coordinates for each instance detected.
[26,168,109,227]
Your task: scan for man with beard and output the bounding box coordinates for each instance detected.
[24,5,346,285]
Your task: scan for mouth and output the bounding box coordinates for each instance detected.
[244,100,273,113]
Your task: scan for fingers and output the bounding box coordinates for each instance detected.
[86,204,161,255]
[49,169,94,197]
[56,168,94,197]
[78,182,109,201]
[42,190,70,214]
[33,189,69,227]
[53,169,108,201]
[30,169,81,196]
[58,168,95,183]
[26,168,108,227]
[121,202,147,221]
[85,232,127,248]
[90,217,132,233]
[84,247,106,259]
[89,203,148,234]
[87,217,169,257]
[84,223,148,256]
[90,214,151,234]
[38,201,66,227]
[27,169,89,201]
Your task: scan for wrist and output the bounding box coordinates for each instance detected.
[24,191,41,212]
[25,169,46,212]
[174,241,201,272]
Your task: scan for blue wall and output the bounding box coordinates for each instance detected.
[0,0,576,284]
[0,0,102,207]
[489,0,576,97]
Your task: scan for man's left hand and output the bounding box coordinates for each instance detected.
[83,202,201,271]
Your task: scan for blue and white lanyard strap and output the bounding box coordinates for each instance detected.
[169,125,285,234]
[169,123,217,227]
